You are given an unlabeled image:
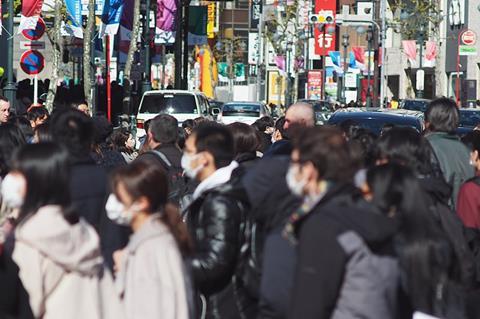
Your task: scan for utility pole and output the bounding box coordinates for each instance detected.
[4,0,17,108]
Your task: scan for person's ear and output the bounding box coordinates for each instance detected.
[133,196,150,212]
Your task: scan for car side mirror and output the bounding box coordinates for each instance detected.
[211,108,221,115]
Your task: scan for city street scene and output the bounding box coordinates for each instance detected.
[3,0,480,318]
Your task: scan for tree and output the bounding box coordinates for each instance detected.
[44,0,63,111]
[122,0,141,115]
[83,0,95,110]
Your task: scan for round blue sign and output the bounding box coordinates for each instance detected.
[21,18,46,40]
[20,50,45,75]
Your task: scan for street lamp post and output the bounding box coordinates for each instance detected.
[4,0,17,108]
[366,27,373,108]
[417,25,425,98]
[142,0,152,93]
[286,41,293,107]
[341,33,349,104]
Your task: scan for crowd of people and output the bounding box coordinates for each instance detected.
[1,94,480,319]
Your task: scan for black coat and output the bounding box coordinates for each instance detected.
[289,185,398,319]
[70,157,130,271]
[186,179,255,319]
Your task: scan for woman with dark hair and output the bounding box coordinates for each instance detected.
[7,143,122,319]
[109,128,137,163]
[107,160,192,319]
[365,163,464,318]
[91,116,126,169]
[0,123,27,178]
[228,122,259,171]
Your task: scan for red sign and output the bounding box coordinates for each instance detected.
[307,70,323,99]
[314,0,336,56]
[20,50,45,75]
[461,30,477,46]
[21,18,46,40]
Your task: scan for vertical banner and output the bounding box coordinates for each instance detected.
[65,0,84,38]
[314,0,336,56]
[188,6,207,46]
[100,0,125,35]
[207,3,216,39]
[307,70,323,99]
[18,0,44,33]
[118,0,134,63]
[155,0,177,44]
[250,0,262,29]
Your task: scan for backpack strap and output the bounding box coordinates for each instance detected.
[148,150,172,168]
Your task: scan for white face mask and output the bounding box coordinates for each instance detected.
[105,194,136,226]
[1,173,26,209]
[181,152,204,180]
[286,165,307,197]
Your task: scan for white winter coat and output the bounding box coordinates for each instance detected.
[116,213,190,319]
[13,205,123,319]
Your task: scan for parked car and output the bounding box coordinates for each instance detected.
[327,108,424,135]
[216,102,270,125]
[298,99,334,125]
[136,90,213,137]
[399,98,431,112]
[456,108,480,136]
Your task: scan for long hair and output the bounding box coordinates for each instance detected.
[0,123,27,177]
[111,160,192,255]
[367,163,454,315]
[12,142,78,225]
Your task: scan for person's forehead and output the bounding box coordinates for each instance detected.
[0,100,9,109]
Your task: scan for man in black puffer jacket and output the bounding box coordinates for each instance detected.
[183,123,255,318]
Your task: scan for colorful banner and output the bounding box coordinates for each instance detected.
[118,0,133,62]
[402,40,417,67]
[307,70,323,100]
[155,0,177,44]
[18,0,44,33]
[314,0,336,56]
[207,3,216,39]
[64,0,83,38]
[250,0,262,29]
[188,6,207,46]
[100,0,125,35]
[425,41,438,67]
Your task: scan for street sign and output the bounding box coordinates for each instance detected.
[416,69,425,91]
[459,45,478,56]
[20,50,45,75]
[248,33,259,65]
[20,41,45,50]
[21,18,46,40]
[461,30,476,46]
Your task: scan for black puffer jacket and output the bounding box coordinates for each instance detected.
[186,179,255,319]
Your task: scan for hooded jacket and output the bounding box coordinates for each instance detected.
[13,205,123,319]
[289,185,398,319]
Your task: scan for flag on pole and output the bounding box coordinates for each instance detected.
[328,51,344,75]
[424,41,437,68]
[64,0,83,38]
[118,0,134,62]
[155,0,177,44]
[18,0,44,33]
[402,40,417,67]
[100,0,125,35]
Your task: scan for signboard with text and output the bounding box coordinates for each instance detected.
[307,70,323,99]
[314,0,336,56]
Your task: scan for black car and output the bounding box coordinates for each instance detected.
[298,99,334,125]
[399,99,431,112]
[327,108,424,135]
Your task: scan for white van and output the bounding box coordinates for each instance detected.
[136,90,212,138]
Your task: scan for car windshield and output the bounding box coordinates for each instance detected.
[402,100,429,112]
[459,110,480,127]
[139,93,197,114]
[222,104,260,117]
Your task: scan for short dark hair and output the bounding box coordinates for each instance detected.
[228,122,259,155]
[293,126,353,182]
[34,122,53,143]
[274,116,287,139]
[13,142,78,224]
[193,122,234,169]
[252,116,274,132]
[109,128,130,153]
[425,97,459,133]
[149,114,178,145]
[50,108,94,158]
[26,106,49,122]
[0,123,27,176]
[0,95,8,103]
[462,130,480,153]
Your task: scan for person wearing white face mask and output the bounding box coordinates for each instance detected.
[10,143,123,319]
[182,122,255,318]
[106,160,192,319]
[286,127,399,319]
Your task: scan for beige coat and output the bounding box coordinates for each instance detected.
[13,205,123,319]
[116,214,190,319]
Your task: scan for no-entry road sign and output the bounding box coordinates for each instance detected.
[461,30,477,46]
[20,50,45,75]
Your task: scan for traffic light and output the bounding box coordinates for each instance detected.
[309,10,335,24]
